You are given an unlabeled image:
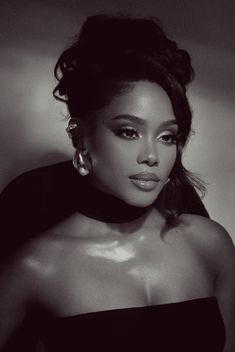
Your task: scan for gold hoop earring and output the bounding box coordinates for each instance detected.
[73,150,91,176]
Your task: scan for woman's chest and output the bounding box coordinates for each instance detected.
[40,231,215,316]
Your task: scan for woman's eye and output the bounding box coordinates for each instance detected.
[158,133,177,145]
[116,128,139,139]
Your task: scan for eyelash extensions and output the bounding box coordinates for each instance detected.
[115,126,179,145]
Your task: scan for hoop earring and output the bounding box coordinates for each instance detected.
[73,150,91,176]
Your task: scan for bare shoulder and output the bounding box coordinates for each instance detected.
[179,215,235,351]
[0,228,81,348]
[15,214,89,280]
[179,213,235,284]
[0,235,55,347]
[179,213,234,252]
[0,231,72,298]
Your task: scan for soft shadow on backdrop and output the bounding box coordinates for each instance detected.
[0,0,234,241]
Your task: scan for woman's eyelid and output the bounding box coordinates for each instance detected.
[117,124,142,136]
[120,125,137,131]
[157,128,178,137]
[111,121,178,139]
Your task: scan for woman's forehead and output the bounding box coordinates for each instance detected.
[94,80,176,126]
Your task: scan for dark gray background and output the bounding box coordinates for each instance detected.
[0,0,234,240]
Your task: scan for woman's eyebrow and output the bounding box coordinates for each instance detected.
[112,114,177,128]
[159,120,178,128]
[112,114,146,126]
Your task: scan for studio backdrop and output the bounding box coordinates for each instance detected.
[0,0,234,241]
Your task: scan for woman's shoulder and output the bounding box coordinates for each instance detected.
[3,238,47,277]
[179,213,234,264]
[180,213,232,240]
[1,231,71,292]
[10,212,89,272]
[0,232,74,347]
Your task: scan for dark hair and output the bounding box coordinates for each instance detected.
[53,15,206,225]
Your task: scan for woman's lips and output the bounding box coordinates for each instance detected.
[130,179,159,191]
[129,172,160,191]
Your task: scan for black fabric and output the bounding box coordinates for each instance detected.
[0,160,209,257]
[77,181,151,223]
[38,297,225,352]
[0,161,79,257]
[0,164,219,351]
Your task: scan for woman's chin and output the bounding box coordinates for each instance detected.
[122,192,158,208]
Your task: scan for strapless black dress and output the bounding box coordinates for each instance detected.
[37,297,225,352]
[0,164,220,352]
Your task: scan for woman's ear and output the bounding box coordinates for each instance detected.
[66,118,88,151]
[78,117,97,153]
[68,118,93,176]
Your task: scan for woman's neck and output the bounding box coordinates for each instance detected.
[75,176,152,224]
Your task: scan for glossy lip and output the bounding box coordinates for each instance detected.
[129,172,160,192]
[130,179,159,192]
[129,172,160,182]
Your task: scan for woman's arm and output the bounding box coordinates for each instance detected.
[212,223,235,352]
[0,253,34,351]
[188,215,235,352]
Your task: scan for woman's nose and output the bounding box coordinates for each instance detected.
[137,139,159,166]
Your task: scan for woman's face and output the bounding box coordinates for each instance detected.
[84,80,178,207]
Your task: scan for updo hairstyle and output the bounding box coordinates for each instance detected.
[53,15,206,225]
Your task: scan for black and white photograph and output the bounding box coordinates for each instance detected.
[0,1,234,351]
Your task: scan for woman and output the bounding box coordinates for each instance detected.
[0,15,234,352]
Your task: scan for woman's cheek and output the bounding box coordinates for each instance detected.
[158,146,176,173]
[166,150,177,173]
